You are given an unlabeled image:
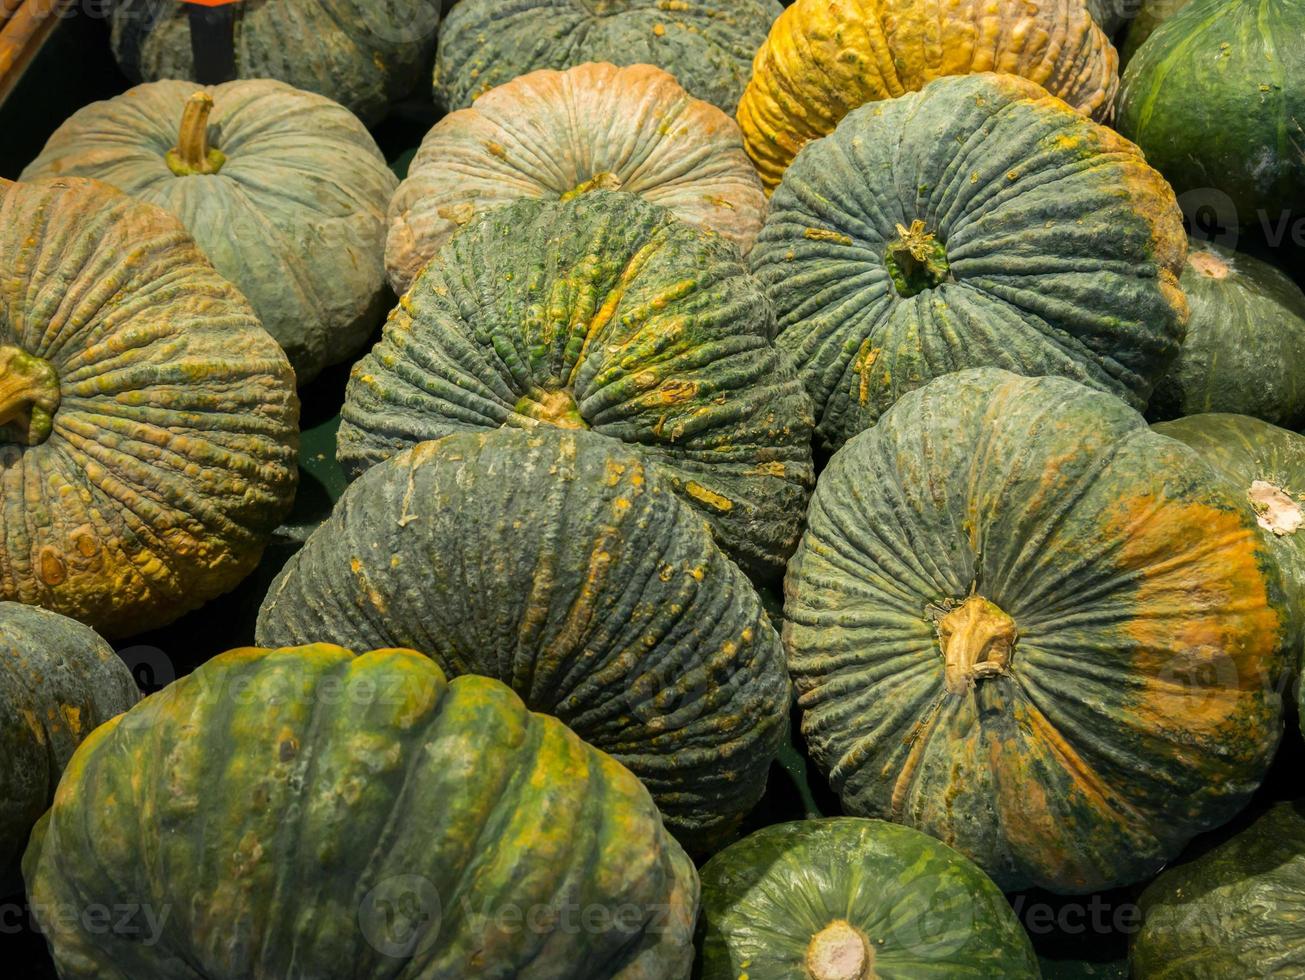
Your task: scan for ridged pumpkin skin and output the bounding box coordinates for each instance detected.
[433,0,782,114]
[784,368,1287,893]
[22,644,698,979]
[22,80,400,386]
[738,0,1120,191]
[1131,802,1305,979]
[0,178,299,637]
[387,62,766,294]
[108,0,440,125]
[697,819,1039,979]
[1117,0,1305,229]
[0,603,138,886]
[1148,243,1305,426]
[341,193,814,578]
[257,428,790,847]
[752,73,1188,452]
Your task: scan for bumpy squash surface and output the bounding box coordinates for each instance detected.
[752,73,1188,451]
[23,80,399,385]
[341,192,814,577]
[785,368,1287,893]
[738,0,1120,190]
[387,62,765,294]
[23,644,698,979]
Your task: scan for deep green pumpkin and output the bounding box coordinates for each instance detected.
[751,72,1189,451]
[1130,802,1305,978]
[1147,242,1305,426]
[23,644,698,978]
[784,368,1288,893]
[1117,0,1305,230]
[339,192,815,578]
[0,603,138,888]
[256,428,791,848]
[696,818,1040,979]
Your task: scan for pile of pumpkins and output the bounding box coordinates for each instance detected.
[2,0,1305,977]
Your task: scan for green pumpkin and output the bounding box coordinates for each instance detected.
[0,177,299,638]
[751,72,1189,452]
[433,0,782,113]
[23,644,698,978]
[0,603,138,887]
[784,368,1287,893]
[22,80,398,386]
[257,428,791,848]
[1117,0,1305,231]
[1147,242,1305,425]
[697,818,1039,980]
[1131,802,1305,978]
[339,192,815,578]
[1119,0,1191,62]
[108,0,440,126]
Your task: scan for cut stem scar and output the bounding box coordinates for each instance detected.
[514,388,589,430]
[560,171,623,201]
[806,920,875,980]
[0,345,60,446]
[166,91,227,176]
[938,596,1017,696]
[1249,480,1303,536]
[885,219,950,298]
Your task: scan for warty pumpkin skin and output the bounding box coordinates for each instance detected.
[696,818,1040,980]
[387,62,766,295]
[22,644,699,979]
[0,177,299,638]
[0,603,138,888]
[433,0,782,114]
[340,192,815,578]
[257,428,791,849]
[737,0,1120,191]
[752,72,1189,452]
[784,368,1287,893]
[22,80,399,386]
[108,0,440,126]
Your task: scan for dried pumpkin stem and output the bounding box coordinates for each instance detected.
[938,596,1017,696]
[806,920,876,980]
[560,171,623,202]
[885,219,950,298]
[166,92,227,177]
[0,345,60,446]
[514,388,590,430]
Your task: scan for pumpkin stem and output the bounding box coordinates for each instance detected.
[938,596,1017,696]
[514,388,590,430]
[806,920,875,980]
[166,91,227,177]
[560,171,623,202]
[0,345,60,446]
[885,220,950,298]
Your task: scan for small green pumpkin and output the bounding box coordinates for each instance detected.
[0,603,138,887]
[23,644,698,978]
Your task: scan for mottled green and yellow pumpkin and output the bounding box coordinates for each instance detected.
[0,603,137,887]
[257,428,790,848]
[387,62,766,294]
[23,644,698,978]
[785,368,1287,893]
[0,177,299,637]
[433,0,782,114]
[738,0,1120,191]
[1131,802,1305,978]
[108,0,441,125]
[752,72,1189,452]
[697,819,1040,979]
[22,80,398,385]
[341,192,814,577]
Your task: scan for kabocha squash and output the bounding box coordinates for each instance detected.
[785,368,1288,893]
[1131,802,1305,978]
[108,0,440,126]
[433,0,782,114]
[0,177,299,637]
[340,193,814,577]
[697,819,1039,979]
[256,428,791,847]
[738,0,1120,191]
[23,644,699,979]
[1147,242,1305,426]
[0,603,138,887]
[387,62,766,294]
[752,72,1189,452]
[22,80,399,386]
[1117,0,1305,230]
